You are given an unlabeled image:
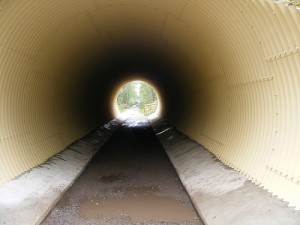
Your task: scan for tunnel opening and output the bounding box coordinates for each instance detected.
[114,80,161,119]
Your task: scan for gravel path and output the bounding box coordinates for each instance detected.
[42,118,201,225]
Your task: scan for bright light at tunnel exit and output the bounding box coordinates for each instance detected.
[114,80,161,120]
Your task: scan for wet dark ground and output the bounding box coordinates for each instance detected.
[42,118,201,225]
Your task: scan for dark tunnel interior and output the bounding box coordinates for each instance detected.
[72,40,194,126]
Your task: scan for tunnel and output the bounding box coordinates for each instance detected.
[0,0,300,223]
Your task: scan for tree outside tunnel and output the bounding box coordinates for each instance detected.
[116,81,158,116]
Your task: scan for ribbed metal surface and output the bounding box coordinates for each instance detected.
[0,0,299,209]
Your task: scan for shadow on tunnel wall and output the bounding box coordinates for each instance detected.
[72,41,196,127]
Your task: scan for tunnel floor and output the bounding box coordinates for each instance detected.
[42,118,201,225]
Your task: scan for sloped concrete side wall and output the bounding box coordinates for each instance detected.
[0,120,120,225]
[152,120,300,225]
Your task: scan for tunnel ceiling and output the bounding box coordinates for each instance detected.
[0,0,300,209]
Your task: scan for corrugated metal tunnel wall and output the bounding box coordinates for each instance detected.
[0,0,300,209]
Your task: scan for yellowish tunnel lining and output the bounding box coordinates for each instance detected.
[0,0,299,209]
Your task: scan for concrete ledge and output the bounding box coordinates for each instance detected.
[151,119,300,225]
[0,120,120,225]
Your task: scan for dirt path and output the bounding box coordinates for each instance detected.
[42,118,201,225]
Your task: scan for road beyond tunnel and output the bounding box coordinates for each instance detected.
[42,117,201,225]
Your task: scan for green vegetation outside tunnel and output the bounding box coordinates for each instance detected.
[116,81,158,116]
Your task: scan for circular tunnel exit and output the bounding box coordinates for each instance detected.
[113,80,162,119]
[0,0,299,212]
